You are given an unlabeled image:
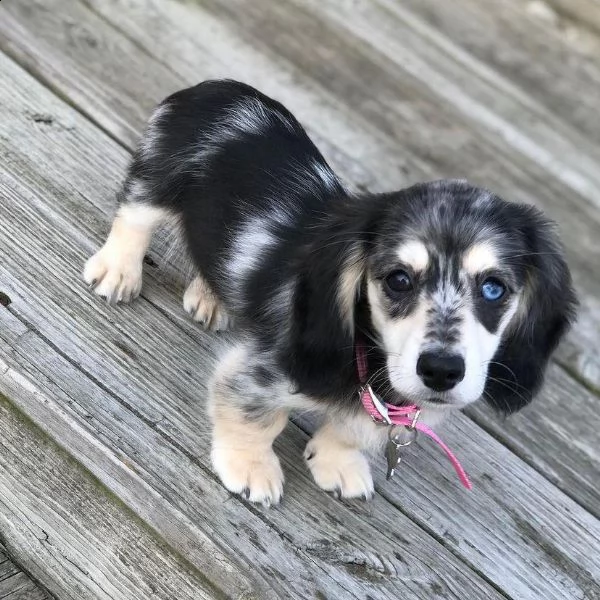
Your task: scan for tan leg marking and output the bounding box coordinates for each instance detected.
[83,204,164,304]
[304,419,375,500]
[183,275,231,330]
[210,404,288,506]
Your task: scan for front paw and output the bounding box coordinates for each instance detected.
[304,439,374,500]
[211,446,284,507]
[84,245,143,305]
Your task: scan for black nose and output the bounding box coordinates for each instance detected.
[416,352,465,392]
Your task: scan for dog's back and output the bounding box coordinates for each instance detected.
[126,80,343,320]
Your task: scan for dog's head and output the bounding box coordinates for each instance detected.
[292,180,577,413]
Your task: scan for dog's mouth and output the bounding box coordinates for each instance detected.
[425,396,449,405]
[389,392,452,408]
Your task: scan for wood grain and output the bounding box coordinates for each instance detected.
[0,49,599,599]
[398,0,600,147]
[0,395,222,600]
[467,362,600,516]
[0,544,49,600]
[298,0,600,208]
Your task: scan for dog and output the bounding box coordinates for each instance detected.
[84,80,577,505]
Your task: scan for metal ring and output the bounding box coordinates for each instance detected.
[388,425,417,446]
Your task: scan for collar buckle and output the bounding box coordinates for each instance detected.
[364,384,393,425]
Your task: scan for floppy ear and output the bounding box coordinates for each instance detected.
[484,206,577,413]
[283,201,375,399]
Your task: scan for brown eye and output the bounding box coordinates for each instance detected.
[384,270,413,297]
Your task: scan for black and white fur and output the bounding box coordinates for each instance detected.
[84,80,577,505]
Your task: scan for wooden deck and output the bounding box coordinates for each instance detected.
[0,543,49,600]
[0,0,599,598]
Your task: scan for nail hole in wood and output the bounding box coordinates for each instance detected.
[0,292,12,307]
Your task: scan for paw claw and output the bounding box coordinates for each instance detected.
[107,290,119,307]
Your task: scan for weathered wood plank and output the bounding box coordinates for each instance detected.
[0,545,49,600]
[396,0,600,148]
[0,52,506,600]
[0,576,48,600]
[0,573,49,600]
[467,362,600,515]
[0,0,375,188]
[296,0,600,209]
[0,395,223,600]
[1,48,599,600]
[0,0,177,150]
[0,561,19,583]
[3,0,597,517]
[374,420,600,600]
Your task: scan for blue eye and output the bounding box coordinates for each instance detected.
[481,278,506,302]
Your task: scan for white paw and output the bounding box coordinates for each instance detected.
[83,245,143,305]
[183,276,230,330]
[304,439,374,500]
[211,446,284,506]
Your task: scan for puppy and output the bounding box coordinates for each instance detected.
[84,80,577,505]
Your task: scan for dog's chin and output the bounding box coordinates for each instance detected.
[389,392,449,409]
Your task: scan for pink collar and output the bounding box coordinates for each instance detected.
[356,342,472,490]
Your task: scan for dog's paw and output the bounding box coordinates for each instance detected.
[84,245,143,305]
[304,439,374,500]
[211,446,284,506]
[183,276,231,331]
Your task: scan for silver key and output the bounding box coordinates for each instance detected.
[385,439,402,480]
[384,424,418,480]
